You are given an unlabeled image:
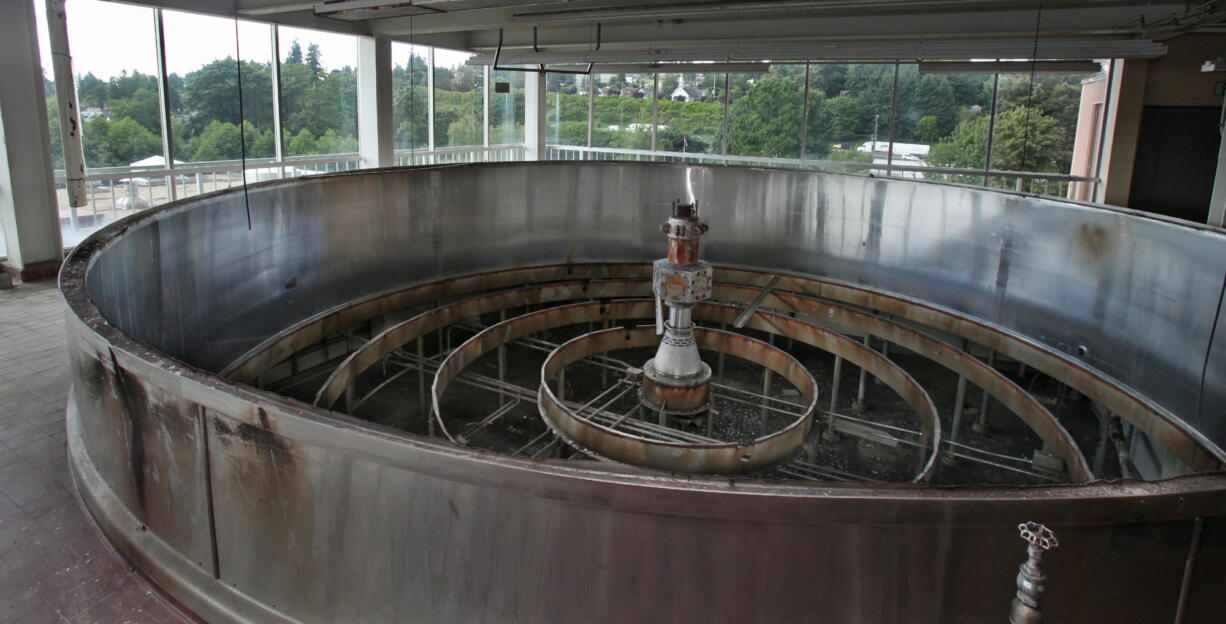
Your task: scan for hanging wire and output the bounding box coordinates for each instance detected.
[1019,4,1044,182]
[233,5,252,230]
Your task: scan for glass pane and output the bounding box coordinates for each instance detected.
[433,49,483,148]
[656,72,723,154]
[547,73,588,147]
[163,13,274,166]
[392,42,429,151]
[592,73,654,150]
[728,65,804,159]
[893,65,994,181]
[490,70,524,146]
[809,63,896,172]
[44,0,163,246]
[990,72,1086,179]
[278,26,358,156]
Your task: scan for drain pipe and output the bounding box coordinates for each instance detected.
[45,0,88,221]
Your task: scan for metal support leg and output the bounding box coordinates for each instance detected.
[416,336,426,412]
[760,333,774,428]
[851,334,871,412]
[944,339,971,467]
[717,323,727,382]
[972,349,996,435]
[1091,409,1110,475]
[823,356,843,442]
[497,309,507,407]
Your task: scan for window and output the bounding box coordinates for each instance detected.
[592,73,654,150]
[727,65,804,159]
[989,72,1086,186]
[893,65,994,180]
[489,69,525,147]
[392,42,429,151]
[277,26,358,156]
[163,12,275,165]
[433,49,483,148]
[42,0,164,246]
[547,73,588,147]
[655,72,723,154]
[810,63,895,171]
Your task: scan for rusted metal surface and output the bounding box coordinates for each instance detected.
[225,264,653,384]
[716,267,1223,474]
[538,326,817,474]
[431,299,937,479]
[640,373,711,411]
[313,279,651,408]
[710,282,1095,482]
[232,258,1219,475]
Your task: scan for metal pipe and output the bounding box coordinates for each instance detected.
[853,334,871,411]
[982,72,1000,185]
[45,0,87,216]
[733,275,780,328]
[1174,517,1205,624]
[884,61,900,177]
[973,349,996,434]
[824,355,842,442]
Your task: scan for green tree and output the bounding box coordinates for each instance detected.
[109,87,161,134]
[182,59,273,136]
[46,99,64,170]
[928,106,1064,184]
[286,128,319,156]
[728,75,804,158]
[393,84,428,148]
[286,40,303,65]
[446,110,483,146]
[306,43,323,74]
[827,96,861,144]
[190,120,268,161]
[914,115,941,145]
[83,117,160,167]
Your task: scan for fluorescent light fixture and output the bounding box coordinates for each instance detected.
[918,60,1102,74]
[592,63,772,73]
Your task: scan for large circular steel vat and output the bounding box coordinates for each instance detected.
[61,162,1226,623]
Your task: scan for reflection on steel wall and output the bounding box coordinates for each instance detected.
[63,162,1226,623]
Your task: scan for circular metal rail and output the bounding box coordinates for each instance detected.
[538,326,818,474]
[60,161,1226,623]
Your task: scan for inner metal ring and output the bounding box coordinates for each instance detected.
[539,326,819,474]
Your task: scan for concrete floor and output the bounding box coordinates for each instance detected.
[0,281,188,623]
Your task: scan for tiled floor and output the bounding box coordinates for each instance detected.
[0,280,189,623]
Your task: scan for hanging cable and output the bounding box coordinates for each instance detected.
[233,6,252,230]
[1019,4,1043,179]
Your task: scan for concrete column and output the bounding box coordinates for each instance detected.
[1208,99,1226,227]
[357,36,394,169]
[0,0,63,281]
[525,71,547,160]
[1098,59,1148,206]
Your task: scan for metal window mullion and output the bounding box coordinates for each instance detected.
[651,73,659,152]
[800,63,811,162]
[721,72,730,155]
[483,65,491,154]
[885,61,900,177]
[586,75,594,148]
[427,47,435,152]
[1091,59,1116,202]
[982,72,1000,186]
[271,25,284,168]
[153,9,176,200]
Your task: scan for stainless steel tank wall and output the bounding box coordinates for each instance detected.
[81,162,1226,447]
[61,162,1226,623]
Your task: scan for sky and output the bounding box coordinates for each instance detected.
[33,0,474,81]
